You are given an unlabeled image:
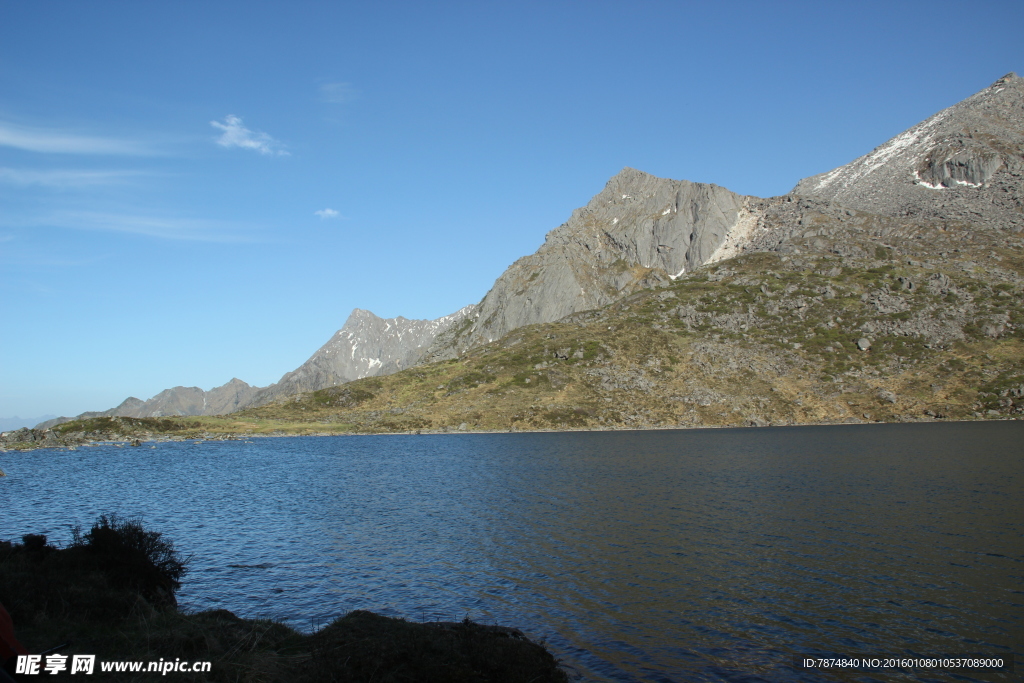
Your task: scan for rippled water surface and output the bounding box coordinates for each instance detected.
[3,422,1022,681]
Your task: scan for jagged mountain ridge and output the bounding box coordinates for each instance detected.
[35,378,258,429]
[46,171,761,423]
[35,72,1024,427]
[247,306,477,407]
[36,308,476,425]
[424,170,757,360]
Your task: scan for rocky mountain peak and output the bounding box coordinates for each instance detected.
[792,73,1024,231]
[422,171,756,359]
[992,72,1018,88]
[604,166,654,185]
[245,305,477,407]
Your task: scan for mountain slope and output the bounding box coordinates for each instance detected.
[425,168,755,359]
[234,192,1024,433]
[19,196,1024,445]
[246,306,477,407]
[793,73,1024,230]
[224,73,1024,432]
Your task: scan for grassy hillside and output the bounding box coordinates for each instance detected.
[235,248,1022,433]
[236,197,1024,432]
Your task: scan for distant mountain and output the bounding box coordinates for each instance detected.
[246,306,476,407]
[35,379,258,429]
[793,73,1023,230]
[99,378,260,418]
[0,415,57,432]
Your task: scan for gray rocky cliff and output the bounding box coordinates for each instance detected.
[792,73,1024,231]
[424,168,753,359]
[247,306,476,407]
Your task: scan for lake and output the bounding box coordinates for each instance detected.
[2,422,1022,681]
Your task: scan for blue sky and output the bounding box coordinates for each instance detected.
[2,1,1021,419]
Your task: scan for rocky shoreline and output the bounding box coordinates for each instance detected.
[3,413,1021,457]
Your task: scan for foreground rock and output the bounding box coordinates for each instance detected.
[0,427,82,449]
[1,417,207,451]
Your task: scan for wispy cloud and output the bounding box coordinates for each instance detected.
[314,208,340,219]
[0,121,151,155]
[210,115,288,155]
[0,167,145,188]
[319,82,358,104]
[21,211,258,243]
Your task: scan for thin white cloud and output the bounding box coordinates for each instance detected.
[0,121,151,155]
[319,82,358,104]
[210,115,288,156]
[0,167,145,188]
[23,211,257,243]
[314,208,340,219]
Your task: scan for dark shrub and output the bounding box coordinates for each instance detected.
[70,514,189,607]
[0,515,189,625]
[20,534,47,552]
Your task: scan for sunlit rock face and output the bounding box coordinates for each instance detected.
[424,167,754,360]
[792,73,1024,232]
[247,306,477,406]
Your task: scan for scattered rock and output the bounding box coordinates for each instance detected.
[982,322,1006,338]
